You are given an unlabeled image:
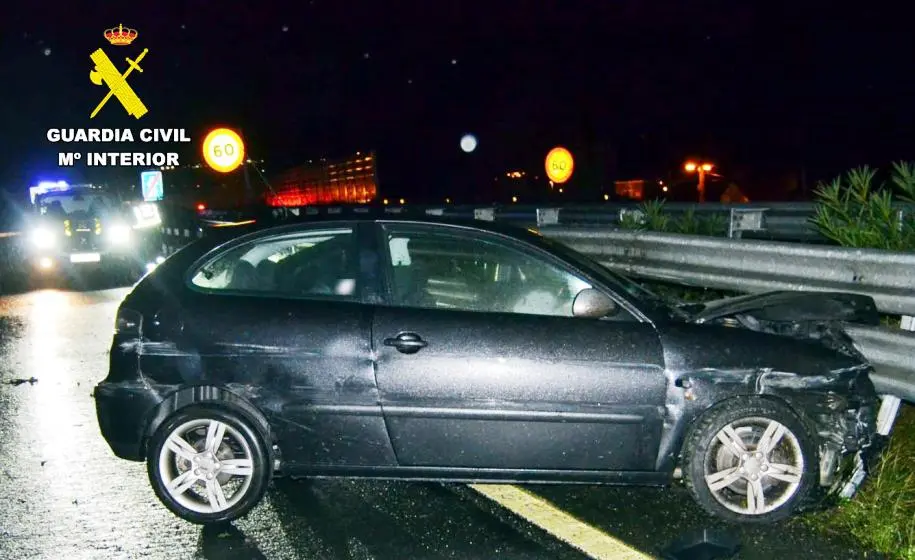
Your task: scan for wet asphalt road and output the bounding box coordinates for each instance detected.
[0,282,878,559]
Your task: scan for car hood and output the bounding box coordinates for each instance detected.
[682,290,880,326]
[675,290,878,360]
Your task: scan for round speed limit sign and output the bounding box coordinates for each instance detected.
[202,128,245,173]
[545,146,574,184]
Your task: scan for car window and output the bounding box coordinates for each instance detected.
[39,192,117,216]
[382,227,626,319]
[189,228,359,300]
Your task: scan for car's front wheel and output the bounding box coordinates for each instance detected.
[682,398,816,523]
[147,405,272,524]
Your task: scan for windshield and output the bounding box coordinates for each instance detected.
[533,233,691,321]
[38,190,118,217]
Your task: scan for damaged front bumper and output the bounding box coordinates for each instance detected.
[814,398,884,500]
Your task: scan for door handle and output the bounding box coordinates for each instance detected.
[383,332,428,354]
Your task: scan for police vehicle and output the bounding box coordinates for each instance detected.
[26,181,163,278]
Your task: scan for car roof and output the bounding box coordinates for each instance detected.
[241,212,540,241]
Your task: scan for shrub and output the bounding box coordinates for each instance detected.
[811,162,915,251]
[805,161,915,559]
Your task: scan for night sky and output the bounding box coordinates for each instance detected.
[2,1,914,206]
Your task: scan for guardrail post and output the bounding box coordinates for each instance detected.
[618,208,645,226]
[536,208,560,226]
[474,208,495,221]
[728,208,767,239]
[876,315,912,435]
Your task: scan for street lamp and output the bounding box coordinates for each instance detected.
[684,160,714,202]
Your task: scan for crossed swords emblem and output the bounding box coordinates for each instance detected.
[89,48,149,119]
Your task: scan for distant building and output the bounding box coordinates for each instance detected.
[615,179,645,201]
[267,152,378,207]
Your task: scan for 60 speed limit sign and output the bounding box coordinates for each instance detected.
[202,128,246,173]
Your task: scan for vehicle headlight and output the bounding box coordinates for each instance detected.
[108,224,132,244]
[31,227,56,249]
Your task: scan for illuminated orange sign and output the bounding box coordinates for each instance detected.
[545,147,574,184]
[202,128,245,173]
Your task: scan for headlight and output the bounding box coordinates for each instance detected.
[31,227,56,249]
[108,224,132,244]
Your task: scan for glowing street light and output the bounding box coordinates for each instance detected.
[460,134,478,153]
[684,160,714,202]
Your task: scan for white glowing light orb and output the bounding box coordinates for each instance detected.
[460,134,477,153]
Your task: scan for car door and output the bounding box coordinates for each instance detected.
[143,222,396,468]
[371,222,668,473]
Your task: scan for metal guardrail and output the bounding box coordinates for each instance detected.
[262,202,827,240]
[539,227,915,316]
[263,200,913,242]
[844,324,915,403]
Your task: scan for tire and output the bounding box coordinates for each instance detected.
[681,397,818,524]
[147,405,272,524]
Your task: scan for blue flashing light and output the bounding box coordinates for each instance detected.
[29,180,70,205]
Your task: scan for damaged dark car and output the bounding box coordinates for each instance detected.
[94,216,881,525]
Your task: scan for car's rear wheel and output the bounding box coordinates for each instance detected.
[147,405,271,524]
[682,398,816,524]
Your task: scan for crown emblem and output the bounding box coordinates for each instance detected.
[104,24,138,46]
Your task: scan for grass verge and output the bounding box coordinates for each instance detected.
[804,405,915,560]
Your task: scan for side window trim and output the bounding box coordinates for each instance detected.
[355,222,386,304]
[374,222,400,305]
[184,223,364,303]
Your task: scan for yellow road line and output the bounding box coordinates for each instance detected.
[468,484,654,560]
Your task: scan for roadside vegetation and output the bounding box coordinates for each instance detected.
[810,162,915,250]
[811,407,915,560]
[623,162,915,559]
[807,162,915,560]
[617,199,729,236]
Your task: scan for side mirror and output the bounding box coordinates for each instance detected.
[572,289,619,319]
